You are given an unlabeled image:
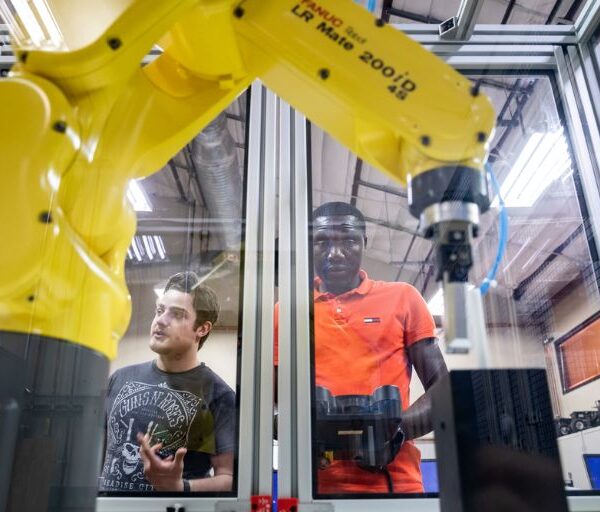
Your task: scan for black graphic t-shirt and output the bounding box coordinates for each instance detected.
[99,361,235,492]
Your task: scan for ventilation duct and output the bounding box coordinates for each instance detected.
[190,113,243,253]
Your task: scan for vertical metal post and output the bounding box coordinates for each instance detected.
[238,82,276,498]
[257,87,277,496]
[291,111,314,504]
[277,100,295,499]
[236,80,266,501]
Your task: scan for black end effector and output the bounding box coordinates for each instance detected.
[314,385,404,468]
[434,222,474,282]
[407,166,488,284]
[408,166,490,222]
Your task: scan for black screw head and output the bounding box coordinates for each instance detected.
[107,38,122,50]
[27,295,35,302]
[53,121,67,133]
[318,68,330,80]
[19,52,28,63]
[420,135,431,146]
[477,131,486,143]
[375,18,385,27]
[38,211,53,223]
[233,6,245,18]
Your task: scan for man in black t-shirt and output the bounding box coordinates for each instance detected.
[99,272,235,493]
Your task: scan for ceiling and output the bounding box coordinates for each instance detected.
[361,0,588,25]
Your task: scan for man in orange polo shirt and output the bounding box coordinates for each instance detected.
[275,201,448,495]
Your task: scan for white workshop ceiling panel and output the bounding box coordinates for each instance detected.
[476,0,590,24]
[380,0,589,25]
[385,0,462,24]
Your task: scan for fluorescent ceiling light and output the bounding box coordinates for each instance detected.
[493,129,572,208]
[31,0,63,47]
[1,0,64,50]
[142,235,154,261]
[130,238,143,262]
[153,235,166,259]
[427,288,444,316]
[126,235,167,263]
[127,180,152,212]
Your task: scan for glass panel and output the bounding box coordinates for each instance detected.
[98,93,248,496]
[382,0,590,25]
[307,71,600,498]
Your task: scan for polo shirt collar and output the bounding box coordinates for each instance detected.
[314,269,373,301]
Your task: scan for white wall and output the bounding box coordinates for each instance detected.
[112,329,239,391]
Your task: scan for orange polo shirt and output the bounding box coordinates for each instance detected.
[274,270,436,494]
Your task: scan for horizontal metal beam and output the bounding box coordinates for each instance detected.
[440,55,555,70]
[0,24,572,72]
[395,23,577,44]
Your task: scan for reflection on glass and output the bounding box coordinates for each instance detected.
[99,272,235,493]
[494,129,572,208]
[308,72,600,496]
[309,202,448,495]
[99,94,247,496]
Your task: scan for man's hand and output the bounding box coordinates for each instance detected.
[137,432,187,491]
[403,337,448,439]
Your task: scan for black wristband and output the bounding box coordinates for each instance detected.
[182,478,191,493]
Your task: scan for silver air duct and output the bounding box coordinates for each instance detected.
[191,113,243,253]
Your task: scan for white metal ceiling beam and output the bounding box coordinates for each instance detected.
[439,0,485,41]
[574,0,600,44]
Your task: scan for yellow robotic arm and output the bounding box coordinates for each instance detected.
[0,2,494,509]
[0,0,493,358]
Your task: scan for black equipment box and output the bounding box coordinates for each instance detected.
[432,369,568,512]
[314,385,403,468]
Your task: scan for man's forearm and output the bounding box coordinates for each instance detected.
[189,474,233,492]
[401,391,433,440]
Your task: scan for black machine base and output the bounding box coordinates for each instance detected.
[0,331,109,512]
[432,369,568,512]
